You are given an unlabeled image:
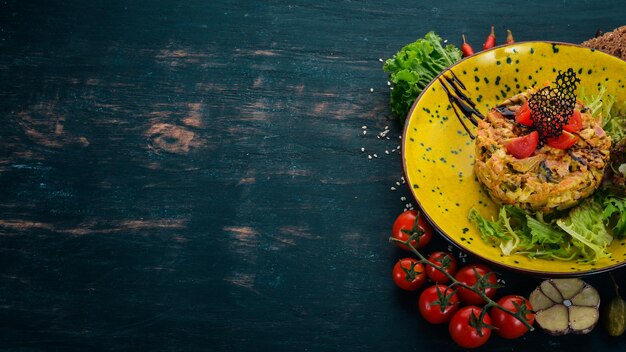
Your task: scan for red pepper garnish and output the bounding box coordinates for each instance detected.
[482,26,496,50]
[506,29,515,45]
[461,34,474,57]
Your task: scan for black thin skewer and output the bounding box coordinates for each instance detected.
[438,77,476,139]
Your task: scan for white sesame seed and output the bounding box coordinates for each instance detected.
[361,147,365,152]
[390,187,396,191]
[400,196,406,201]
[387,81,391,86]
[368,155,372,159]
[443,39,448,44]
[363,130,367,135]
[399,135,402,139]
[373,154,378,158]
[390,87,393,90]
[362,125,367,129]
[386,137,390,140]
[396,182,400,186]
[370,88,374,92]
[385,150,389,154]
[378,58,384,62]
[385,125,389,130]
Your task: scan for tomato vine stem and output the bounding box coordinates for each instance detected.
[389,236,535,331]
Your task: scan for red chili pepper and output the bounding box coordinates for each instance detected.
[482,26,496,50]
[461,34,474,57]
[506,29,515,44]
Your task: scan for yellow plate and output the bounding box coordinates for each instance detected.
[402,41,626,277]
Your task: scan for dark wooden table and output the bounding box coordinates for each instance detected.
[1,1,625,350]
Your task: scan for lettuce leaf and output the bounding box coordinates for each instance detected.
[602,195,626,238]
[383,32,462,122]
[579,85,626,142]
[556,200,612,263]
[469,199,616,263]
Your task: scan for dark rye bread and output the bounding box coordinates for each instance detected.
[580,26,626,60]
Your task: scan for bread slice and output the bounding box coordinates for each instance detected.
[580,26,626,60]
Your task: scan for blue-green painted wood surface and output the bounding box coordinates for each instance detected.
[0,1,625,350]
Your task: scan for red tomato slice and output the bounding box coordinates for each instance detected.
[505,131,539,159]
[547,131,578,149]
[563,110,582,133]
[515,101,532,126]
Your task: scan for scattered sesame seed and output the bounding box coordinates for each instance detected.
[387,81,391,86]
[378,58,384,62]
[384,126,389,130]
[361,147,365,152]
[399,135,402,139]
[443,39,448,44]
[390,187,396,191]
[362,125,367,129]
[363,130,367,135]
[373,154,378,158]
[370,88,374,92]
[368,155,372,159]
[396,182,401,186]
[385,150,389,154]
[390,87,394,90]
[400,196,406,201]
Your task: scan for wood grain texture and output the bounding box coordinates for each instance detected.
[0,0,625,350]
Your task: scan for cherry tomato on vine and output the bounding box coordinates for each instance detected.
[392,258,426,291]
[449,306,493,349]
[418,284,460,324]
[391,210,432,251]
[490,295,535,339]
[454,264,498,305]
[425,251,457,283]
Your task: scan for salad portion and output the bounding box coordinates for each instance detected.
[470,71,626,263]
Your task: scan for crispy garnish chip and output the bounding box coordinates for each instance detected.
[528,68,581,142]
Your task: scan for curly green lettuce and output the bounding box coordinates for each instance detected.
[469,197,619,263]
[579,85,626,142]
[383,32,461,123]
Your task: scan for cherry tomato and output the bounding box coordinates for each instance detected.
[563,109,583,133]
[505,131,538,159]
[391,210,432,251]
[515,101,532,126]
[449,306,493,349]
[418,284,460,324]
[454,264,498,305]
[425,251,457,283]
[547,130,578,149]
[490,295,535,339]
[392,258,426,291]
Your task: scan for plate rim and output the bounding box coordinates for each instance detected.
[400,40,626,277]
